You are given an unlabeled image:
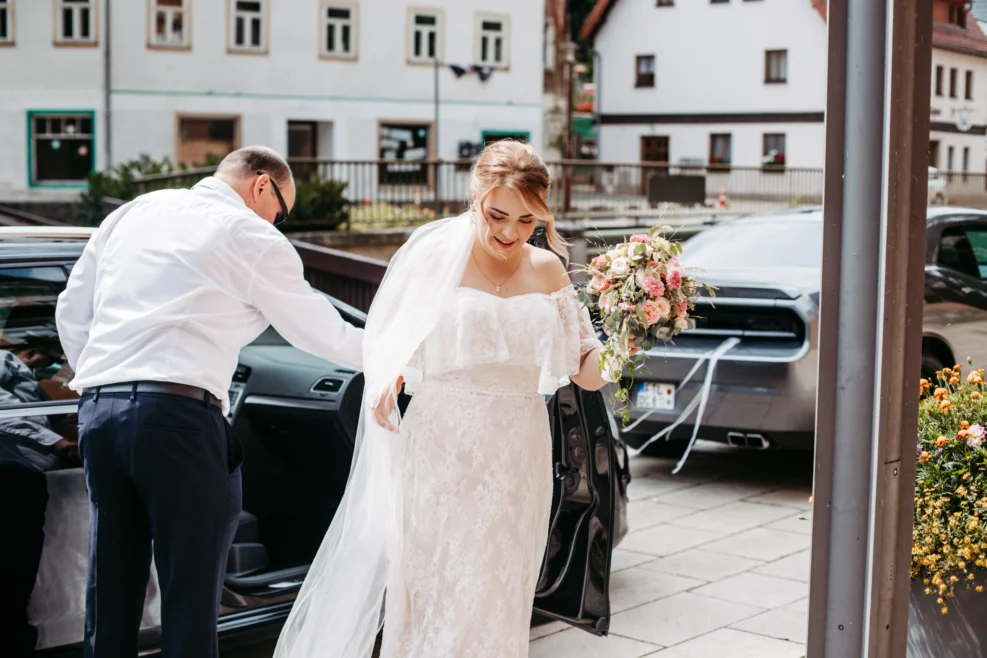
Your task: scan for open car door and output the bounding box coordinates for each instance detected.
[533,384,618,635]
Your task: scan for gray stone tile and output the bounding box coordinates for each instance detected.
[529,627,660,658]
[628,499,697,531]
[692,573,807,609]
[732,606,809,644]
[703,528,812,562]
[746,487,814,510]
[627,476,700,501]
[619,523,726,557]
[609,592,763,647]
[609,566,705,614]
[646,628,805,658]
[528,620,568,641]
[752,550,811,583]
[783,597,809,614]
[640,549,764,582]
[612,549,657,573]
[672,501,796,535]
[763,513,814,536]
[653,481,779,510]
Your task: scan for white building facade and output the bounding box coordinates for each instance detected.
[585,0,987,176]
[0,0,545,200]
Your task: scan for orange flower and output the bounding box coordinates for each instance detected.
[936,436,951,448]
[975,392,983,401]
[961,421,972,429]
[920,378,931,395]
[941,399,953,413]
[958,429,971,441]
[934,388,950,401]
[968,372,985,386]
[920,451,931,462]
[950,376,961,385]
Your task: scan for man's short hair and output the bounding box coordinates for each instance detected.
[216,146,294,189]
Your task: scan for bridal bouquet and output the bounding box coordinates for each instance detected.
[577,226,712,422]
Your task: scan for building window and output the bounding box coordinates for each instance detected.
[947,145,955,172]
[0,0,13,44]
[966,70,974,101]
[56,0,97,45]
[935,66,944,96]
[408,9,441,63]
[177,116,239,166]
[229,0,265,53]
[948,4,967,28]
[963,146,970,181]
[763,133,786,168]
[476,14,509,68]
[321,3,356,59]
[635,55,655,88]
[950,67,958,98]
[379,123,430,185]
[765,49,787,83]
[709,134,732,167]
[149,0,188,48]
[656,0,674,6]
[29,112,95,185]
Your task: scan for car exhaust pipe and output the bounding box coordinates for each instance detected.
[727,432,771,450]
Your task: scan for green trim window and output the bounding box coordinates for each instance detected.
[27,111,95,187]
[480,130,530,147]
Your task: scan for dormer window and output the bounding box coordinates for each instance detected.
[948,4,967,29]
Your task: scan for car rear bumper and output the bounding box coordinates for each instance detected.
[617,334,819,451]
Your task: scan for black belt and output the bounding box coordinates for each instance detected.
[83,381,222,409]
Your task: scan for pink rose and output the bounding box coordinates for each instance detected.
[642,300,662,326]
[968,424,986,448]
[592,255,607,271]
[674,317,690,332]
[630,234,650,244]
[643,275,665,299]
[591,275,611,293]
[676,299,689,317]
[647,260,658,267]
[619,302,636,312]
[667,267,683,291]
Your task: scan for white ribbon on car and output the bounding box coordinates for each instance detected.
[625,336,741,475]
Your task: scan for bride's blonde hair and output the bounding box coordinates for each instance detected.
[469,140,568,261]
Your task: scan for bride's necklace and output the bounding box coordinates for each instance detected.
[471,249,523,294]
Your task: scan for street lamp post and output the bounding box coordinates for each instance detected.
[562,41,577,216]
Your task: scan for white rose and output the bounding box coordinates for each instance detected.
[674,317,690,332]
[654,297,671,319]
[610,257,631,276]
[606,248,621,260]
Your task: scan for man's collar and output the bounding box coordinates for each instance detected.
[192,176,247,208]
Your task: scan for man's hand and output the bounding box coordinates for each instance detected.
[373,376,404,433]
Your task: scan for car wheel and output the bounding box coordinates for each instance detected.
[921,353,945,386]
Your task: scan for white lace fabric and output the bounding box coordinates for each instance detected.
[379,287,600,658]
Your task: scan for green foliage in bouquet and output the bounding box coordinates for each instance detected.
[914,362,987,614]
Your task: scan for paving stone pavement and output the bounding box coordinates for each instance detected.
[528,441,813,658]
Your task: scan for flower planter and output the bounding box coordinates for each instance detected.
[908,579,987,657]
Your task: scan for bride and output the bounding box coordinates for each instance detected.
[274,141,616,657]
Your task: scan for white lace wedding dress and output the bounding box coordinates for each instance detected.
[379,285,601,658]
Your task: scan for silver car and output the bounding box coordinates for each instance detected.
[621,207,987,455]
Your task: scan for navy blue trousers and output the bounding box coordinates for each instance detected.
[79,391,243,658]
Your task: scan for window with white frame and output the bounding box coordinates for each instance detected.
[57,0,97,44]
[408,9,441,63]
[476,14,508,68]
[321,3,356,58]
[150,0,188,47]
[0,1,12,44]
[229,0,265,52]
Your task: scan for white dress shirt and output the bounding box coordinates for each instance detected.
[55,177,364,414]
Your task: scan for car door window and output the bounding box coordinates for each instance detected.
[0,265,81,475]
[938,226,987,278]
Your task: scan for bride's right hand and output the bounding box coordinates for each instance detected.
[373,376,404,433]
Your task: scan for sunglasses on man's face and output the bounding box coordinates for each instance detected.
[258,171,289,226]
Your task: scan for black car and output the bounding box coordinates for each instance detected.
[0,228,630,656]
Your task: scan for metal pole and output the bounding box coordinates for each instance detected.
[807,0,932,656]
[103,0,112,170]
[434,57,441,215]
[563,53,574,215]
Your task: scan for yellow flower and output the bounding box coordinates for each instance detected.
[942,606,950,614]
[978,586,984,593]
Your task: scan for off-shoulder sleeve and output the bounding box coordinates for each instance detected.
[538,286,604,395]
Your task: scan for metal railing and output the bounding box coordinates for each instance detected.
[291,240,386,312]
[132,159,832,227]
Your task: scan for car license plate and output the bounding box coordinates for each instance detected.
[636,382,676,410]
